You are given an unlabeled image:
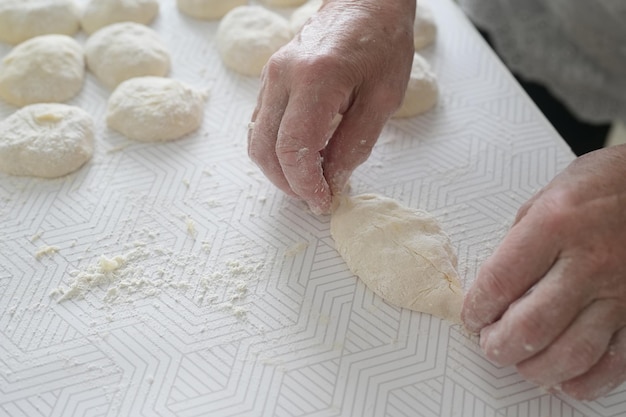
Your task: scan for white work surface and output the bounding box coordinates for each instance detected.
[1,1,625,416]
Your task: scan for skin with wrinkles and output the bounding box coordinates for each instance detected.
[248,0,416,214]
[463,144,626,400]
[249,0,626,401]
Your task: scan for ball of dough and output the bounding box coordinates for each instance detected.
[393,53,439,119]
[259,0,307,7]
[414,1,437,50]
[176,0,246,20]
[106,77,208,142]
[289,0,322,34]
[0,35,85,107]
[81,0,160,34]
[0,0,80,45]
[0,104,94,178]
[216,6,292,77]
[85,22,170,89]
[331,194,463,323]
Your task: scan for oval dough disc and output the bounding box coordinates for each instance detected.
[330,194,463,323]
[81,0,160,34]
[0,0,80,45]
[106,76,207,142]
[176,0,246,20]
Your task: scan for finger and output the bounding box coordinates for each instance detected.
[322,91,393,195]
[462,206,561,333]
[248,68,294,197]
[479,257,593,367]
[561,325,626,401]
[516,299,626,388]
[276,83,348,214]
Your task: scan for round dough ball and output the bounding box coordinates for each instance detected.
[106,77,207,142]
[216,6,292,77]
[0,0,80,45]
[393,54,438,119]
[289,0,322,34]
[85,22,170,89]
[81,0,159,34]
[0,35,85,107]
[414,1,437,50]
[259,0,307,7]
[0,104,94,178]
[176,0,246,20]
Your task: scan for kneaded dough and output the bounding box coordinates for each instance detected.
[106,77,207,142]
[0,104,94,178]
[290,0,322,34]
[414,0,437,50]
[0,0,80,45]
[330,194,463,323]
[81,0,159,34]
[216,6,292,77]
[0,35,85,107]
[259,0,307,7]
[85,22,170,89]
[393,53,439,118]
[176,0,246,20]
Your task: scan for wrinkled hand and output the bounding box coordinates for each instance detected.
[463,144,626,400]
[248,0,415,214]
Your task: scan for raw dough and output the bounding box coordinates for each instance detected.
[0,0,80,45]
[81,0,160,34]
[289,0,322,34]
[85,22,170,89]
[106,76,207,142]
[0,104,94,178]
[216,6,292,77]
[259,0,307,7]
[176,0,246,20]
[393,53,439,118]
[0,35,85,107]
[414,0,437,50]
[330,194,463,323]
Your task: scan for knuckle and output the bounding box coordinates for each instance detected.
[514,311,549,350]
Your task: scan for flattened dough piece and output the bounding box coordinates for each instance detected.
[0,35,85,107]
[106,76,207,142]
[331,194,463,323]
[81,0,159,34]
[0,104,94,178]
[216,6,292,77]
[0,0,80,45]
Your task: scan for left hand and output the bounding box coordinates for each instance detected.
[462,144,626,400]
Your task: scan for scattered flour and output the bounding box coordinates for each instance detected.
[35,245,60,260]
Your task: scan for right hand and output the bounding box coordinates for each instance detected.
[248,0,416,214]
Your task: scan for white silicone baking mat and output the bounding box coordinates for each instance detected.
[1,1,624,416]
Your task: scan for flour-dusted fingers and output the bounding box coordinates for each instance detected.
[248,62,294,197]
[276,80,349,214]
[323,91,396,195]
[516,298,626,388]
[479,257,594,367]
[461,202,561,333]
[561,325,626,401]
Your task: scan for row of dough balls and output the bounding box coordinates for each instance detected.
[0,21,172,106]
[0,0,160,44]
[214,1,439,118]
[0,20,206,177]
[0,77,207,179]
